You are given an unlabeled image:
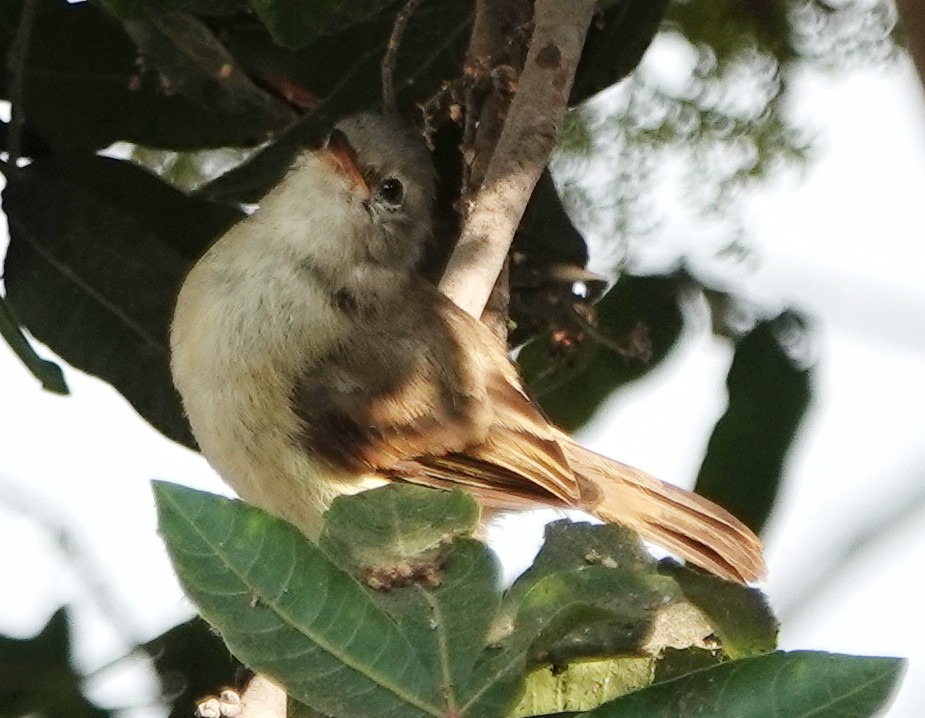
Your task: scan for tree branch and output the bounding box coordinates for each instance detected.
[381,0,426,113]
[438,0,597,320]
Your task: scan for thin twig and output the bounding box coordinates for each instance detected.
[439,0,598,320]
[7,0,40,165]
[0,297,68,393]
[381,0,426,113]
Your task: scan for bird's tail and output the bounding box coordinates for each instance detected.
[563,440,766,584]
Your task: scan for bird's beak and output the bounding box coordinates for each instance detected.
[321,129,370,199]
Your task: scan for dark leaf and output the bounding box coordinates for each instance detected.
[0,608,110,717]
[145,618,244,718]
[581,651,904,718]
[519,274,687,432]
[695,312,813,533]
[247,0,395,50]
[2,156,239,446]
[571,0,673,104]
[0,0,289,152]
[121,11,295,123]
[200,0,471,204]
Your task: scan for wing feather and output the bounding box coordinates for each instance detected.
[291,285,580,504]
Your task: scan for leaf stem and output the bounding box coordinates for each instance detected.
[0,297,68,394]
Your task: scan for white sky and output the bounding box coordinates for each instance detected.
[2,56,924,717]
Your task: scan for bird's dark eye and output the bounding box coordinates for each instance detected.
[376,177,404,206]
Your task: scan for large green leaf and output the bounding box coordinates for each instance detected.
[320,486,523,717]
[581,651,904,717]
[153,481,443,718]
[319,484,480,573]
[695,313,812,533]
[2,156,239,446]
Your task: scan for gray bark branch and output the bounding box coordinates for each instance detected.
[438,0,597,319]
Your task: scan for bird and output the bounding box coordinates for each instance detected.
[170,112,765,584]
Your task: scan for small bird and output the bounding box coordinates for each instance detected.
[170,113,765,584]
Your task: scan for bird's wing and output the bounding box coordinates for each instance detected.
[290,287,583,507]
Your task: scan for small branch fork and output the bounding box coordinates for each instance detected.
[438,0,598,321]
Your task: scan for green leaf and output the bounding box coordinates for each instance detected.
[319,484,480,574]
[580,651,904,718]
[499,522,652,630]
[514,566,677,666]
[659,561,777,659]
[519,273,686,432]
[667,0,793,63]
[153,481,442,718]
[652,646,723,684]
[497,523,696,667]
[695,313,812,533]
[320,485,524,717]
[2,156,239,447]
[0,608,110,717]
[510,658,654,717]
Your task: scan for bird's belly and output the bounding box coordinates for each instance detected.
[170,257,383,537]
[183,365,388,539]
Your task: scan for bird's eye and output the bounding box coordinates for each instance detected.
[376,177,404,206]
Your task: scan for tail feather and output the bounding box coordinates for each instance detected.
[563,440,766,584]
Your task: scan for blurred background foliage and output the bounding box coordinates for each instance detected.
[0,0,902,715]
